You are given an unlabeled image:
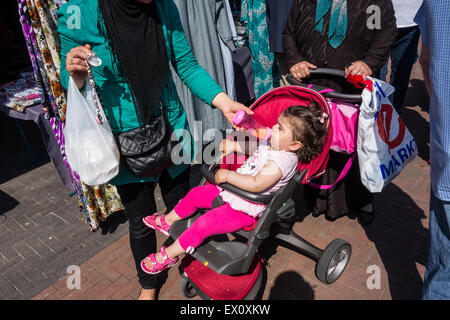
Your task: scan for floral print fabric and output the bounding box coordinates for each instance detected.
[241,0,279,98]
[81,182,124,231]
[17,0,125,231]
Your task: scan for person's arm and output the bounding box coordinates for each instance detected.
[282,1,317,81]
[414,3,431,98]
[166,1,253,124]
[57,6,92,91]
[359,0,398,76]
[282,0,306,70]
[419,43,432,98]
[215,161,283,193]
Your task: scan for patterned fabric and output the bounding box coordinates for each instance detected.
[315,0,348,48]
[415,2,450,201]
[241,0,279,98]
[81,182,124,230]
[17,0,46,108]
[24,0,67,120]
[16,0,126,230]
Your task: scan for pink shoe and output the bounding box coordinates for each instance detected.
[140,246,178,275]
[142,214,171,236]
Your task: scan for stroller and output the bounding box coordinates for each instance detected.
[170,68,362,300]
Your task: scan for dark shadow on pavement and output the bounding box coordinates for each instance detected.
[401,107,430,163]
[0,112,50,184]
[403,79,429,113]
[401,78,430,162]
[0,189,19,216]
[268,271,315,300]
[365,183,428,299]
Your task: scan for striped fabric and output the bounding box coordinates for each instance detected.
[415,1,450,201]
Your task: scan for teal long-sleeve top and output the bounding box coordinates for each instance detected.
[57,0,224,186]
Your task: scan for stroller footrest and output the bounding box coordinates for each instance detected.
[170,216,253,275]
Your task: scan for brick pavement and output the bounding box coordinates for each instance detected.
[3,60,432,300]
[0,113,129,300]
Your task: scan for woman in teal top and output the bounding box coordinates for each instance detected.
[58,0,252,300]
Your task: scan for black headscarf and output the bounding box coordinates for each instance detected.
[98,0,168,126]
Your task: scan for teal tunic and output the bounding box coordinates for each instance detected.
[57,0,224,185]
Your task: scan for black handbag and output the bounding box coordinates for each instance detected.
[114,103,175,178]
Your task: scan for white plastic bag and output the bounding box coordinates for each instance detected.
[65,76,120,186]
[357,77,418,192]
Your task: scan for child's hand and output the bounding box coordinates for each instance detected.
[219,139,236,158]
[215,169,230,184]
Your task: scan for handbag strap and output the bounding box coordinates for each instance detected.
[308,153,356,190]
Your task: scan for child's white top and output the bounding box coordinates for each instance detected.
[218,144,299,218]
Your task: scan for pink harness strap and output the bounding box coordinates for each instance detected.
[308,153,356,190]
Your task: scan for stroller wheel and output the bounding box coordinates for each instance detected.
[315,239,351,284]
[180,278,198,298]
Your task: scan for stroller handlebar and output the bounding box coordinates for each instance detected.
[285,70,363,103]
[309,68,345,78]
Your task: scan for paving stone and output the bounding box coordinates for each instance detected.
[0,274,21,298]
[2,270,34,296]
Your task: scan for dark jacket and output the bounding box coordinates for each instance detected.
[282,0,397,92]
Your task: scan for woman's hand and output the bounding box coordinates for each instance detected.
[66,44,93,89]
[215,169,230,184]
[345,61,372,78]
[289,61,317,81]
[212,92,254,128]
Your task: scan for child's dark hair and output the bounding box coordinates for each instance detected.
[281,102,328,164]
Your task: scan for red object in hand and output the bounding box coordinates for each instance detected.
[347,74,373,91]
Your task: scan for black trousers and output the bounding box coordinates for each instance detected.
[304,151,373,220]
[116,167,191,289]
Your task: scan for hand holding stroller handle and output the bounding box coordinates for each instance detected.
[286,72,363,103]
[200,164,274,205]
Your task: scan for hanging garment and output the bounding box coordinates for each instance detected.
[81,182,124,231]
[241,0,279,98]
[227,0,255,104]
[16,0,126,230]
[266,0,294,53]
[220,1,237,101]
[22,0,67,120]
[17,0,46,108]
[171,0,233,144]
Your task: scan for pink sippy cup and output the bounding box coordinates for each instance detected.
[232,110,271,140]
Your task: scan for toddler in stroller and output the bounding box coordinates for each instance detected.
[140,103,328,275]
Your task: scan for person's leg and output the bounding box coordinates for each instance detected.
[423,191,450,300]
[158,167,191,214]
[169,184,221,220]
[176,203,256,255]
[379,60,390,82]
[387,26,420,112]
[116,182,160,299]
[141,204,256,272]
[346,153,374,225]
[149,181,220,228]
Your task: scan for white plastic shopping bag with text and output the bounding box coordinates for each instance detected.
[357,77,417,192]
